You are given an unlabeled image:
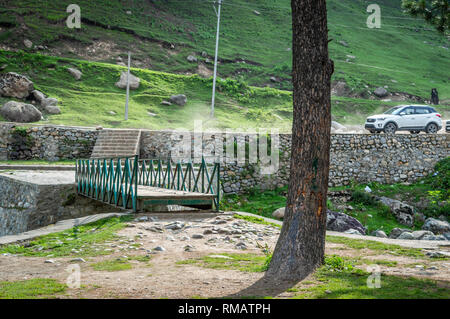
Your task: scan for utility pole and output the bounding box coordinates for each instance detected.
[125,51,131,121]
[211,0,222,118]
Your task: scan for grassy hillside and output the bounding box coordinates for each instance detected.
[0,0,449,100]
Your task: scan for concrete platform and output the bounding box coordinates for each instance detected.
[0,170,75,185]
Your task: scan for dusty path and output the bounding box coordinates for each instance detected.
[1,213,449,298]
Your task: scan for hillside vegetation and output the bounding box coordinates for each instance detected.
[0,0,449,130]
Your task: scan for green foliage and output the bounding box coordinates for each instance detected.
[0,216,133,257]
[177,253,269,272]
[402,0,449,33]
[0,278,66,299]
[424,157,450,192]
[91,257,133,272]
[323,255,354,272]
[351,190,378,206]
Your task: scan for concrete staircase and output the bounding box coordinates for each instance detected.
[90,129,141,159]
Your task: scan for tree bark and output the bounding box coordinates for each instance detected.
[267,0,334,281]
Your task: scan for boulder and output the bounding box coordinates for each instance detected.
[372,230,387,238]
[0,72,34,99]
[0,101,42,122]
[389,227,411,239]
[411,230,434,240]
[422,218,450,234]
[67,67,82,80]
[41,97,58,108]
[374,87,388,98]
[344,229,362,235]
[326,210,366,235]
[44,104,61,114]
[115,71,140,90]
[161,100,172,106]
[169,94,187,106]
[272,207,285,219]
[397,232,414,240]
[378,197,415,227]
[31,90,45,103]
[187,55,197,63]
[23,39,33,49]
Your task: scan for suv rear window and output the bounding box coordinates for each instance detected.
[415,107,430,114]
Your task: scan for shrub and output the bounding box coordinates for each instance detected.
[351,190,377,206]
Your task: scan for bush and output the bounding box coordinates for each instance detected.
[351,190,377,206]
[425,157,450,192]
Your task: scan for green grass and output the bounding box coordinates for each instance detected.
[326,235,425,258]
[0,278,66,299]
[91,257,133,272]
[0,0,449,99]
[0,215,133,257]
[232,214,281,229]
[176,253,270,272]
[294,265,449,299]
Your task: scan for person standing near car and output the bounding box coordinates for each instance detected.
[431,88,439,105]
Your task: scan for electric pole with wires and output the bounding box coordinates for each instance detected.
[211,0,222,118]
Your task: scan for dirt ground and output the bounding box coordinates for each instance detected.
[1,213,449,298]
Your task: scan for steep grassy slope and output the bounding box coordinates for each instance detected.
[0,0,449,100]
[1,50,448,130]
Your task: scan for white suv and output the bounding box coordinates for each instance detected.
[365,105,442,134]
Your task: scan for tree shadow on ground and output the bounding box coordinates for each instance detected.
[225,273,307,298]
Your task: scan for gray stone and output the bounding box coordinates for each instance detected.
[153,246,165,252]
[67,67,82,80]
[23,39,33,49]
[187,55,197,62]
[374,87,388,98]
[0,72,34,99]
[389,227,411,239]
[378,197,414,227]
[272,207,285,219]
[192,234,204,239]
[115,71,140,90]
[169,94,187,106]
[44,104,61,115]
[422,218,450,234]
[411,230,434,240]
[327,210,366,235]
[0,101,42,122]
[372,230,387,238]
[31,90,46,103]
[397,232,414,240]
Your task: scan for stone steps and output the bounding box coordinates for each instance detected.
[91,129,141,159]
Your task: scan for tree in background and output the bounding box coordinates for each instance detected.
[267,0,334,281]
[402,0,449,33]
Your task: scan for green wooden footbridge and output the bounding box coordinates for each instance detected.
[75,156,221,212]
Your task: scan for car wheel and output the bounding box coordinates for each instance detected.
[384,122,397,134]
[425,123,438,134]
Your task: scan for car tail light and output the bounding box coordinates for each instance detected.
[436,114,441,117]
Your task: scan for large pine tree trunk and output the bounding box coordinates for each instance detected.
[267,0,334,281]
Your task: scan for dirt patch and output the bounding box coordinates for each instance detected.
[0,214,449,298]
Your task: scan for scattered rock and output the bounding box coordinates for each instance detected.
[235,242,247,250]
[0,101,42,122]
[187,55,197,63]
[331,121,346,130]
[31,90,45,103]
[201,51,208,57]
[422,218,450,234]
[23,39,33,49]
[115,71,140,90]
[339,40,349,47]
[161,100,172,106]
[364,186,372,193]
[372,230,387,238]
[378,197,414,227]
[327,210,366,235]
[67,67,82,80]
[41,97,58,108]
[389,228,411,239]
[44,104,61,115]
[269,76,278,83]
[411,230,434,240]
[0,72,34,99]
[71,257,86,263]
[169,94,187,106]
[209,255,233,259]
[253,10,260,15]
[344,229,362,235]
[153,246,165,252]
[374,87,388,98]
[192,234,204,239]
[397,232,414,240]
[44,259,55,264]
[272,207,285,219]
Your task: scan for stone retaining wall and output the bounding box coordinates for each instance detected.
[0,123,98,161]
[0,173,120,236]
[0,123,448,194]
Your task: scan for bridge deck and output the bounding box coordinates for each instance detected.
[136,185,216,210]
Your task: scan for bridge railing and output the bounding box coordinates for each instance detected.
[138,157,221,211]
[75,155,139,211]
